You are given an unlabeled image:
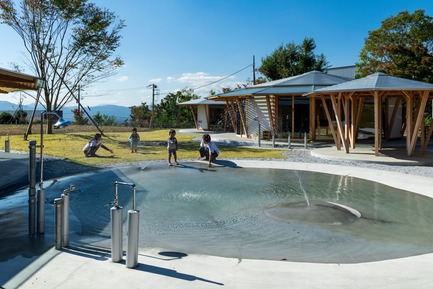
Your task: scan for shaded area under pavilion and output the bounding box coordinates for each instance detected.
[307,72,433,157]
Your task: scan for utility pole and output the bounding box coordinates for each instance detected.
[147,84,159,128]
[253,55,256,85]
[147,84,158,110]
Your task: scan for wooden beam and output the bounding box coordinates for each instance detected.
[309,95,316,141]
[236,98,248,137]
[330,94,348,153]
[320,95,339,149]
[403,91,413,156]
[266,95,275,135]
[374,91,381,156]
[291,95,295,137]
[189,106,198,129]
[353,97,364,145]
[342,92,351,148]
[408,91,429,156]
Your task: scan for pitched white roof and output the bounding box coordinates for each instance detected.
[308,72,433,94]
[215,70,349,98]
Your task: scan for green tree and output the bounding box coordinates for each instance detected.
[0,0,125,133]
[357,10,433,82]
[93,112,117,126]
[0,112,13,124]
[71,108,89,125]
[130,102,151,127]
[153,88,198,128]
[259,38,329,81]
[13,107,27,124]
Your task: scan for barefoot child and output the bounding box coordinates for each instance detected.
[129,127,140,153]
[167,129,179,166]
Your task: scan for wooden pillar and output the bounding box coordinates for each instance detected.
[330,93,348,153]
[291,95,295,137]
[374,91,381,156]
[189,106,198,129]
[408,91,429,156]
[310,95,316,141]
[236,98,248,137]
[321,95,339,150]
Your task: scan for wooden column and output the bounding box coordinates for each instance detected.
[330,93,348,153]
[235,98,248,137]
[189,106,198,129]
[309,95,316,141]
[373,91,381,156]
[321,95,340,150]
[408,91,429,156]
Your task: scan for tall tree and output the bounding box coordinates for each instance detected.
[259,38,329,81]
[357,9,433,82]
[0,0,125,133]
[130,102,152,127]
[153,88,198,128]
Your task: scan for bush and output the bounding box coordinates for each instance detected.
[0,112,13,124]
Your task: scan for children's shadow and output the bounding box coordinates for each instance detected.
[94,155,119,159]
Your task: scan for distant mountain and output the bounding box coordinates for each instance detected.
[0,100,17,110]
[0,101,131,123]
[63,105,131,123]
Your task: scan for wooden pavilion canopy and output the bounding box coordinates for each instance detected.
[307,72,433,157]
[210,71,349,137]
[0,67,41,94]
[208,87,264,136]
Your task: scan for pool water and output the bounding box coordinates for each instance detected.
[7,161,433,263]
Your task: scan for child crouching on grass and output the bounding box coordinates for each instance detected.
[167,129,179,166]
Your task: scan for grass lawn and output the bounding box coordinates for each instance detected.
[0,125,285,165]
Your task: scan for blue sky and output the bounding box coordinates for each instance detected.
[1,0,432,108]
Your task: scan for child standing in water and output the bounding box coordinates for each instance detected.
[167,129,179,166]
[129,127,140,153]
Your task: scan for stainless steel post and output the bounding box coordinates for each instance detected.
[304,132,307,149]
[28,140,37,236]
[54,198,63,250]
[272,132,275,148]
[5,134,10,152]
[111,206,123,262]
[61,190,70,247]
[288,133,291,149]
[112,181,138,266]
[37,186,45,234]
[126,209,139,268]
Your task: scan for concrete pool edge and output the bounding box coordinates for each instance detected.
[7,159,433,289]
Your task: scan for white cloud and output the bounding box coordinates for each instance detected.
[149,78,162,83]
[116,75,129,82]
[169,72,246,97]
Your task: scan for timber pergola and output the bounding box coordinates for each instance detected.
[209,87,266,137]
[210,71,349,138]
[0,67,42,93]
[250,71,349,137]
[307,72,433,157]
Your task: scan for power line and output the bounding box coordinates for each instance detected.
[80,64,253,95]
[192,64,253,91]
